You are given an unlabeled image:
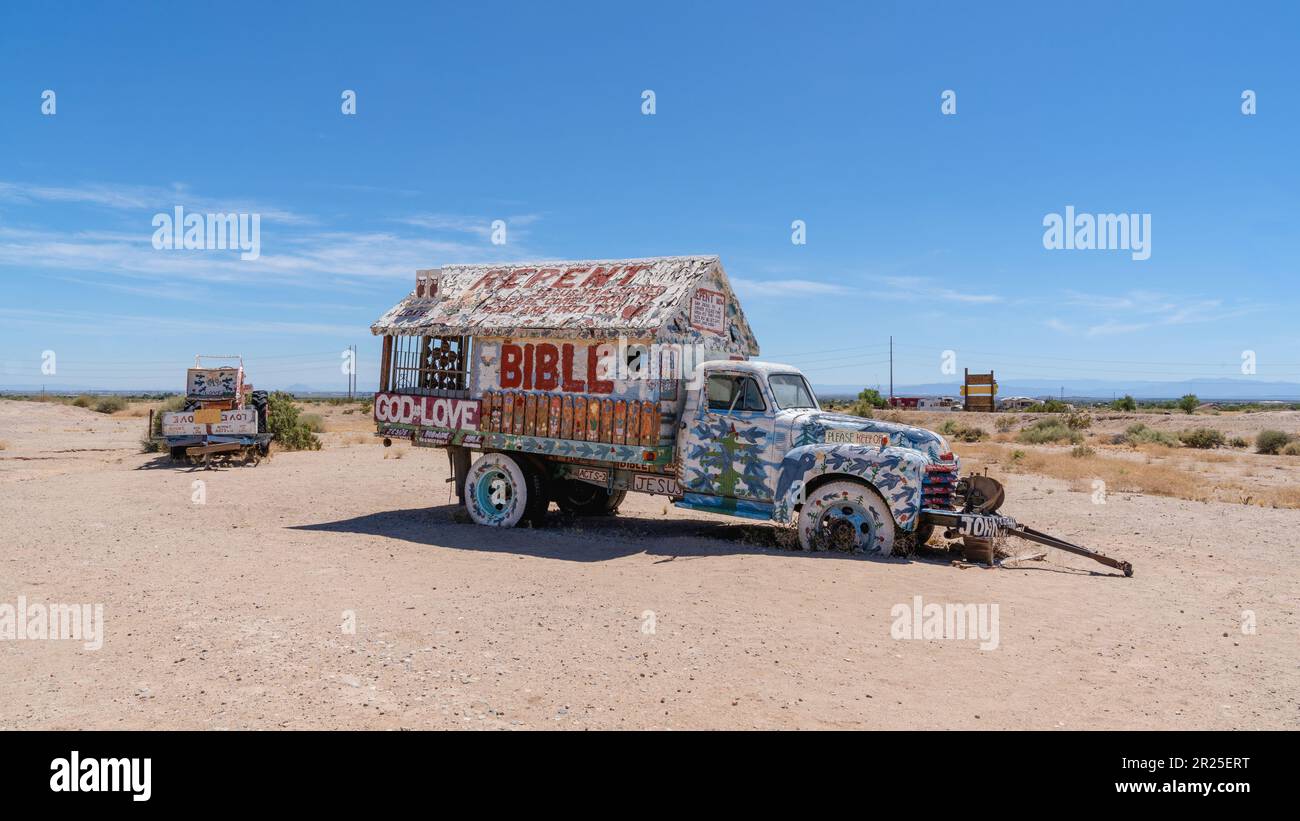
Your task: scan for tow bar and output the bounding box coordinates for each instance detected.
[920,475,1134,577]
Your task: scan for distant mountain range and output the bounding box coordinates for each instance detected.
[815,378,1300,402]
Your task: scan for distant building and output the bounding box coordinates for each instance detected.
[890,396,959,411]
[998,396,1037,411]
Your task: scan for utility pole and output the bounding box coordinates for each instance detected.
[889,335,894,404]
[346,345,355,399]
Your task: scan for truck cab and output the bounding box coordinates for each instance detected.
[675,360,959,553]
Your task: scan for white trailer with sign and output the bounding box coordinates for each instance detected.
[155,355,274,466]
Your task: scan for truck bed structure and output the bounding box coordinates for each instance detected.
[370,256,759,499]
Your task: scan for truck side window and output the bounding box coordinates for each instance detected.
[707,374,766,413]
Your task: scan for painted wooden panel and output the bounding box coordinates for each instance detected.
[587,399,601,442]
[573,396,587,441]
[600,399,614,443]
[524,394,537,437]
[560,396,574,440]
[548,395,562,439]
[513,394,526,435]
[612,400,627,445]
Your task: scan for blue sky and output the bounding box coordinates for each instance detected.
[1,1,1296,393]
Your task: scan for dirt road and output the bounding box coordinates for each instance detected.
[1,400,1296,729]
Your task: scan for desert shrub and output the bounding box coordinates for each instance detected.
[856,388,888,409]
[1178,428,1225,449]
[848,401,874,419]
[1228,436,1248,448]
[939,419,987,442]
[1027,399,1070,413]
[72,394,93,408]
[1111,395,1137,411]
[92,395,128,414]
[1256,430,1291,455]
[1071,445,1095,458]
[1282,441,1300,456]
[1177,394,1200,414]
[1016,419,1082,445]
[994,416,1015,432]
[1118,423,1179,447]
[1010,449,1026,462]
[268,392,322,451]
[1065,411,1092,430]
[142,395,189,448]
[299,413,326,433]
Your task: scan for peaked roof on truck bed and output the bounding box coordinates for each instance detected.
[371,255,759,353]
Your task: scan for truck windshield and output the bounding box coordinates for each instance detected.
[768,374,818,410]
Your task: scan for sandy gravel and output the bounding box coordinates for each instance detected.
[1,399,1297,729]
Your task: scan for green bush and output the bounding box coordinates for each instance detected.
[1111,395,1137,411]
[1177,427,1225,449]
[1071,444,1095,458]
[1116,423,1179,447]
[847,401,874,419]
[268,392,322,451]
[856,388,888,409]
[1027,399,1070,413]
[92,395,128,414]
[72,394,93,408]
[1256,430,1291,455]
[939,419,987,442]
[1016,419,1082,445]
[1177,394,1199,414]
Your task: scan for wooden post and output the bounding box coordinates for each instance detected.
[380,335,394,393]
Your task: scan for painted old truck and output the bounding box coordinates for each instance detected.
[156,355,273,466]
[370,256,1132,573]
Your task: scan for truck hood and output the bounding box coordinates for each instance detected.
[782,410,951,461]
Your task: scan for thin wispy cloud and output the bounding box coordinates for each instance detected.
[876,275,1003,304]
[0,212,545,293]
[0,180,313,224]
[393,212,542,237]
[1062,289,1260,336]
[0,305,362,338]
[730,277,852,297]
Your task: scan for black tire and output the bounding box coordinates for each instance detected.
[519,459,551,527]
[555,479,626,516]
[912,523,935,548]
[250,390,270,434]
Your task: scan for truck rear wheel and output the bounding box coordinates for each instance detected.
[554,479,625,516]
[464,453,547,528]
[798,480,896,557]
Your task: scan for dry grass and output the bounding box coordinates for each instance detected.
[960,442,1300,509]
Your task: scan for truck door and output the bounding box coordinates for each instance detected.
[678,370,777,503]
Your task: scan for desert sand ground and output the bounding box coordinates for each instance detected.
[1,398,1297,729]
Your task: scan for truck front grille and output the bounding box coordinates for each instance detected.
[922,462,959,509]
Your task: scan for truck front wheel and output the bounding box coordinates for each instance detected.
[798,480,897,557]
[464,453,545,528]
[554,479,626,516]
